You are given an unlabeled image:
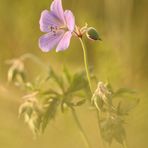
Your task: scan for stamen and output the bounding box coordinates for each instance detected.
[48,25,68,34]
[49,26,58,32]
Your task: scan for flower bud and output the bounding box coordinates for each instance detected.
[86,27,101,41]
[91,82,111,111]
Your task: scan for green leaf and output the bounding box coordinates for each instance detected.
[100,119,114,144]
[50,69,64,91]
[68,71,88,93]
[106,83,114,94]
[63,66,72,84]
[100,116,126,145]
[114,124,126,144]
[18,102,33,118]
[75,99,86,106]
[41,98,59,133]
[113,88,136,98]
[117,98,139,115]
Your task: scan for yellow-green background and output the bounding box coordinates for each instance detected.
[0,0,148,148]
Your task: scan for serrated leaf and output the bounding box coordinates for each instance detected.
[117,98,139,115]
[63,66,72,84]
[68,71,88,93]
[50,69,64,91]
[41,98,59,133]
[100,119,113,144]
[114,124,126,144]
[113,88,136,98]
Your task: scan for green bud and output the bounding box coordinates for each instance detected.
[86,27,101,41]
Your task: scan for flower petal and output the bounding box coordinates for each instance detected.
[50,0,65,23]
[64,10,75,32]
[39,30,64,52]
[56,31,72,52]
[39,10,62,32]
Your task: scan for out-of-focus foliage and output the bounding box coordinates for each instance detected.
[0,0,148,148]
[92,82,139,145]
[11,55,90,135]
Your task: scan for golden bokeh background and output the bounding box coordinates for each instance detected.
[0,0,148,148]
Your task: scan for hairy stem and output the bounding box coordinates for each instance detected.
[71,108,91,148]
[79,38,93,94]
[79,37,104,148]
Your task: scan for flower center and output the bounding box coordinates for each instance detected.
[49,25,68,34]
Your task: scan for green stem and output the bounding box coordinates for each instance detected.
[79,37,104,148]
[96,111,105,148]
[71,108,91,148]
[123,140,128,148]
[79,38,93,94]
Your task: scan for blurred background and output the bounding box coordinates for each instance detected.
[0,0,148,148]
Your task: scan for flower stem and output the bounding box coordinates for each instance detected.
[79,37,104,148]
[79,38,93,94]
[96,111,105,148]
[123,140,128,148]
[71,108,91,148]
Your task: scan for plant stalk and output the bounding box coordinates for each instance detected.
[71,108,91,148]
[79,37,104,148]
[79,38,93,94]
[123,140,128,148]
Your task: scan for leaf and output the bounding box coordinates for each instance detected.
[75,99,86,106]
[50,69,64,91]
[24,82,34,90]
[18,102,33,118]
[63,66,72,84]
[68,71,88,93]
[41,98,59,133]
[40,90,60,99]
[106,83,114,94]
[114,124,126,144]
[113,88,136,98]
[100,119,114,144]
[100,116,126,145]
[117,98,139,115]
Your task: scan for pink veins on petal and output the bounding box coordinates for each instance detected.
[39,0,75,52]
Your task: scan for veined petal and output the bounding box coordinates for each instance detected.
[64,10,75,32]
[56,31,72,52]
[50,0,65,23]
[39,10,62,32]
[39,30,64,52]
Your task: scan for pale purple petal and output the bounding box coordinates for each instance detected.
[64,10,75,32]
[56,31,72,52]
[39,30,64,52]
[50,0,65,23]
[39,10,63,32]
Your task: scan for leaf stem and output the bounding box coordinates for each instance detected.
[71,108,91,148]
